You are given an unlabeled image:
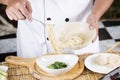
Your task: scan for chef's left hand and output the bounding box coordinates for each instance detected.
[87,14,99,43]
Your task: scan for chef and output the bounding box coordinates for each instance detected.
[0,0,113,57]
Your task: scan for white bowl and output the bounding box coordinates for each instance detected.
[36,54,79,76]
[0,66,8,72]
[54,22,96,50]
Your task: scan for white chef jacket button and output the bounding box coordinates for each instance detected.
[65,18,69,22]
[47,17,51,21]
[47,37,49,41]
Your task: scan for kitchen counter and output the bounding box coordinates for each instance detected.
[0,42,120,80]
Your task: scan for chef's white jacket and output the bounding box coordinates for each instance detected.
[17,0,99,58]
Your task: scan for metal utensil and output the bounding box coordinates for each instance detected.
[32,18,45,25]
[5,56,41,80]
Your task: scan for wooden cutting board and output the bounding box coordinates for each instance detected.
[5,54,84,80]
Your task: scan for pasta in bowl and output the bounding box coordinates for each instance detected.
[46,22,96,52]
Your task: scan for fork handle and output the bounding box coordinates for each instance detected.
[32,18,45,25]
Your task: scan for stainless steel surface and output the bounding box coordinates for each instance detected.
[100,66,120,80]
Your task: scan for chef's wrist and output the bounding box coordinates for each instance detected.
[90,12,101,22]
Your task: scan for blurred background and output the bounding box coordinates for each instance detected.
[0,0,120,61]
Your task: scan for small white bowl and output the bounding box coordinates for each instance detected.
[36,54,79,76]
[0,66,8,72]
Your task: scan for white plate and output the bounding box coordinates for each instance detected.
[36,54,79,76]
[84,53,120,74]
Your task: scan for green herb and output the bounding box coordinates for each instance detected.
[0,69,7,76]
[47,61,67,69]
[0,69,7,80]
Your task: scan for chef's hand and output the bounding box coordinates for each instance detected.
[5,0,32,21]
[87,14,99,43]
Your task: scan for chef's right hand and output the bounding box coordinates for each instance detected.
[5,0,32,21]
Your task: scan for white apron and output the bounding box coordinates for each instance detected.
[17,0,100,58]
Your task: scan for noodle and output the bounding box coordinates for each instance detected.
[46,24,85,52]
